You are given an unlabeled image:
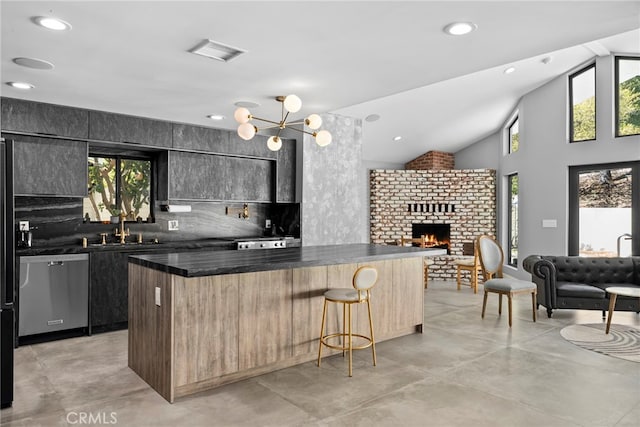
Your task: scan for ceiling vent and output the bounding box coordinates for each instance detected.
[189,39,246,63]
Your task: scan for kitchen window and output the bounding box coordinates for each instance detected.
[569,63,596,142]
[83,156,153,223]
[615,56,640,137]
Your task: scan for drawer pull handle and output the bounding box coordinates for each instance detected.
[48,261,64,267]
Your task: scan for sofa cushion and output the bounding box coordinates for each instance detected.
[556,281,606,299]
[543,256,635,284]
[593,283,640,299]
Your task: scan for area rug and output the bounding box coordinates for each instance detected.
[560,323,640,363]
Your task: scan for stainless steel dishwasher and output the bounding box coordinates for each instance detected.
[18,254,89,337]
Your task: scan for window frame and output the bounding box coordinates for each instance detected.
[568,161,640,256]
[507,115,519,154]
[507,173,518,267]
[84,153,155,223]
[615,56,640,138]
[569,62,597,143]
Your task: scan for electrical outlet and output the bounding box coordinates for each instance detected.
[265,219,271,228]
[155,287,161,306]
[168,220,179,231]
[19,221,29,231]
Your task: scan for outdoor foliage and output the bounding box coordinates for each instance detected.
[573,74,640,140]
[578,168,632,208]
[572,96,596,141]
[618,75,640,136]
[85,157,150,221]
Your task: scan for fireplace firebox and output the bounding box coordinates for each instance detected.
[412,223,450,254]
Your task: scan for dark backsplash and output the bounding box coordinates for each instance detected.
[15,197,299,247]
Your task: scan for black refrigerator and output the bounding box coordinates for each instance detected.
[1,138,15,409]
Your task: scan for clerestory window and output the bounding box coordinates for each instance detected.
[569,63,596,142]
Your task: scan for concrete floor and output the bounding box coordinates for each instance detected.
[2,280,639,427]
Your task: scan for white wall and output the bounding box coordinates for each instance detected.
[456,55,640,278]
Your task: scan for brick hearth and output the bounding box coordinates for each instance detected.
[370,169,496,280]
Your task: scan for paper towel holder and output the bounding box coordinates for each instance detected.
[160,204,192,213]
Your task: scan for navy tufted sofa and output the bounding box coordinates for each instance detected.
[523,255,640,318]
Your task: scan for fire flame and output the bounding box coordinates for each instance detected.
[424,234,448,247]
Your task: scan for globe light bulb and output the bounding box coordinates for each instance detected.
[267,136,282,151]
[283,94,302,113]
[315,130,332,147]
[234,107,251,124]
[305,114,322,130]
[237,123,256,140]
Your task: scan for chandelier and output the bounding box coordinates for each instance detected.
[234,95,332,151]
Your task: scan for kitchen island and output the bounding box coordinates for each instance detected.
[128,244,444,402]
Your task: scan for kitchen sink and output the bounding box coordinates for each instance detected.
[88,242,163,247]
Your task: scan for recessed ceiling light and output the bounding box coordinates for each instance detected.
[365,114,381,122]
[13,57,55,70]
[234,101,260,108]
[207,114,224,120]
[504,67,516,74]
[443,22,477,36]
[33,16,72,31]
[541,56,553,65]
[393,136,402,141]
[7,82,34,90]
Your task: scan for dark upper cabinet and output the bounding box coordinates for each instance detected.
[1,97,89,138]
[168,151,227,200]
[12,136,88,197]
[172,123,230,152]
[89,111,172,147]
[228,133,277,159]
[168,151,273,202]
[173,123,277,159]
[226,156,273,202]
[276,138,296,202]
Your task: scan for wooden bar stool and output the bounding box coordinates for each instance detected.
[317,266,378,377]
[454,242,481,293]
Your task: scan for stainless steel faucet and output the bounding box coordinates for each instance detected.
[617,233,632,257]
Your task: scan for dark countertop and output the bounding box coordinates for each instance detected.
[15,238,235,256]
[129,243,445,277]
[15,237,303,257]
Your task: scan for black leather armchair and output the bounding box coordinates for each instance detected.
[523,255,640,318]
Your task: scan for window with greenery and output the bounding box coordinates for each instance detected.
[569,63,596,142]
[616,56,640,137]
[508,116,519,153]
[507,173,519,267]
[83,156,152,223]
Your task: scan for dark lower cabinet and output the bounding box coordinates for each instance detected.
[90,251,130,331]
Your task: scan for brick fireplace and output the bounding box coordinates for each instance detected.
[370,169,496,280]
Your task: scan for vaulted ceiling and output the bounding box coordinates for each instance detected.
[2,1,639,163]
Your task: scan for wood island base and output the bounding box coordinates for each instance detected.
[128,256,425,402]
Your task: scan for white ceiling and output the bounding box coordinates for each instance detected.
[1,1,639,164]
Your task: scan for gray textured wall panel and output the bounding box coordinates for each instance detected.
[302,114,366,246]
